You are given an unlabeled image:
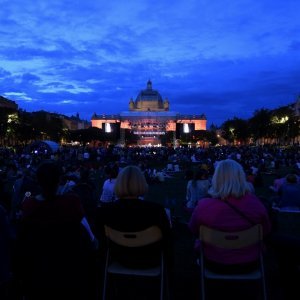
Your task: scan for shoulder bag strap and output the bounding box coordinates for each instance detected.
[222,199,256,226]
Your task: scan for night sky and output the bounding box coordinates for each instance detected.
[1,0,299,126]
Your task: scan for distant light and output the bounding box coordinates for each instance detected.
[105,123,112,133]
[272,115,289,124]
[183,123,190,133]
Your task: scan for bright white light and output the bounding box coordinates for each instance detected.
[183,123,190,133]
[105,123,112,133]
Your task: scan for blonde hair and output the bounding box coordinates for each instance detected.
[208,159,252,200]
[114,165,148,198]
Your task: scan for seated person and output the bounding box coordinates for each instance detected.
[269,172,300,193]
[185,169,210,211]
[268,173,300,298]
[188,159,271,273]
[16,160,97,300]
[97,165,172,268]
[274,173,300,210]
[99,163,119,205]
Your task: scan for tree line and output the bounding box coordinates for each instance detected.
[0,103,299,146]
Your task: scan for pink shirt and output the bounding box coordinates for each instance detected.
[188,194,271,265]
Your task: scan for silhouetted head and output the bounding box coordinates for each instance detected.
[285,173,297,184]
[109,163,119,180]
[36,160,62,200]
[194,168,208,180]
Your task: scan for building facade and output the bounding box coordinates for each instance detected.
[0,96,18,110]
[91,80,207,145]
[60,113,90,131]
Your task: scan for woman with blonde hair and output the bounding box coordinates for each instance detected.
[114,165,148,200]
[189,159,271,273]
[96,165,172,268]
[208,159,254,199]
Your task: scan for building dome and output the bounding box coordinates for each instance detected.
[133,80,165,111]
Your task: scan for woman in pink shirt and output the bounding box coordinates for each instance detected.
[188,159,271,272]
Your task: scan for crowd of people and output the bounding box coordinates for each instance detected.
[0,143,299,299]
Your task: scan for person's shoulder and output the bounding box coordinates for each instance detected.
[22,195,39,207]
[104,178,115,185]
[102,178,110,185]
[243,193,260,201]
[198,179,210,186]
[196,197,216,208]
[242,193,268,209]
[135,199,165,211]
[21,195,44,218]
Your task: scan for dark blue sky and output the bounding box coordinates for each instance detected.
[1,0,299,126]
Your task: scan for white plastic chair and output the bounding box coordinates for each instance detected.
[198,224,267,300]
[102,225,168,300]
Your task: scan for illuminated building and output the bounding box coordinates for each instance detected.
[91,80,207,145]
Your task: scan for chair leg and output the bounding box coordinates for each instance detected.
[201,278,205,300]
[160,257,164,300]
[261,276,267,300]
[160,275,164,300]
[260,255,267,300]
[102,273,107,300]
[200,255,206,300]
[102,250,110,300]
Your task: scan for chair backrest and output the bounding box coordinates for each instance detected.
[272,208,300,237]
[199,224,263,249]
[104,225,163,248]
[198,225,267,300]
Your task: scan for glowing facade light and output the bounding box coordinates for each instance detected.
[183,123,190,133]
[105,123,112,133]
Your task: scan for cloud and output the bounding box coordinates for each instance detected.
[21,73,40,83]
[0,0,299,125]
[38,83,94,94]
[3,92,35,102]
[0,68,11,77]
